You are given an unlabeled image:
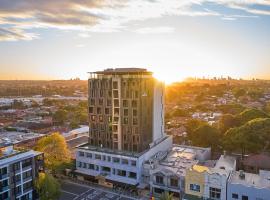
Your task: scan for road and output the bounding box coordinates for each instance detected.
[59,181,138,200]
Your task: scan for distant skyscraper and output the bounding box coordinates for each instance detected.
[88,68,165,152]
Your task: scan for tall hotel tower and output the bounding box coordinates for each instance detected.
[88,68,165,152]
[76,68,172,186]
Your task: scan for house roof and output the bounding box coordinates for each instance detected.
[243,153,270,169]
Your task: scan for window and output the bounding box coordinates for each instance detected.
[113,90,119,98]
[107,156,111,162]
[190,184,200,192]
[123,117,128,124]
[124,109,128,116]
[105,108,109,114]
[122,159,128,165]
[89,164,95,170]
[135,91,139,98]
[114,99,119,107]
[15,185,21,195]
[129,172,137,179]
[170,178,178,187]
[242,196,248,200]
[99,116,103,122]
[86,153,92,158]
[0,191,9,200]
[154,187,164,194]
[90,115,96,122]
[23,181,32,191]
[15,174,21,183]
[99,98,103,105]
[132,100,137,107]
[79,151,84,157]
[90,98,95,106]
[113,157,120,163]
[95,154,101,160]
[97,107,101,114]
[133,118,138,125]
[133,109,137,116]
[131,160,136,166]
[14,162,20,171]
[22,158,32,168]
[23,170,32,180]
[114,108,119,116]
[113,81,118,89]
[112,125,118,132]
[209,187,221,199]
[232,193,238,199]
[89,107,94,113]
[117,170,126,177]
[0,167,7,176]
[123,100,128,107]
[107,99,112,106]
[156,175,164,185]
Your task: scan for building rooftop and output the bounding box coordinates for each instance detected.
[243,153,270,169]
[229,171,270,189]
[214,154,236,171]
[90,68,152,75]
[0,131,44,144]
[145,145,211,177]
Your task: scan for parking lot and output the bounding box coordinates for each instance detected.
[59,181,137,200]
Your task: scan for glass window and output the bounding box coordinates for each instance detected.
[242,196,248,200]
[122,159,128,165]
[209,187,221,199]
[232,193,238,199]
[170,178,178,187]
[131,160,136,166]
[190,184,200,192]
[113,157,120,163]
[95,154,101,160]
[156,175,164,185]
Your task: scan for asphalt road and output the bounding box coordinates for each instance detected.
[59,181,137,200]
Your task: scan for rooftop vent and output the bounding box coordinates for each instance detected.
[239,170,245,180]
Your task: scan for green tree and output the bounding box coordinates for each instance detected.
[237,108,269,125]
[35,172,61,200]
[191,124,221,150]
[232,88,246,98]
[53,109,68,125]
[218,114,240,133]
[223,118,270,155]
[160,192,173,200]
[185,119,207,138]
[35,132,71,173]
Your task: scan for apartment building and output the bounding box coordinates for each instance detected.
[0,143,43,200]
[87,68,165,152]
[76,68,169,187]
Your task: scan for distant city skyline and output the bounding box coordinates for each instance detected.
[0,0,270,83]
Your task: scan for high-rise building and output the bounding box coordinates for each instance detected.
[76,68,172,187]
[0,143,44,200]
[88,68,165,153]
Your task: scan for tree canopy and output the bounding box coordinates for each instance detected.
[35,132,71,173]
[35,172,61,200]
[223,118,270,155]
[237,108,269,125]
[190,124,221,150]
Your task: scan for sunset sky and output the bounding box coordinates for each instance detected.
[0,0,270,83]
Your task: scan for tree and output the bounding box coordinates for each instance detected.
[223,118,270,155]
[218,114,240,133]
[35,132,71,173]
[35,172,61,200]
[53,109,68,125]
[185,119,207,140]
[160,192,173,200]
[237,108,269,125]
[232,88,246,98]
[191,124,221,150]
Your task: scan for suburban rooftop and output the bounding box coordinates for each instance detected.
[229,171,270,189]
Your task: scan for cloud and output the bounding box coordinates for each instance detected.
[135,26,175,34]
[0,0,269,41]
[0,27,38,41]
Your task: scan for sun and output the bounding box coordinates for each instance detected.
[153,70,185,85]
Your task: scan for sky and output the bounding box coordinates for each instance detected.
[0,0,270,83]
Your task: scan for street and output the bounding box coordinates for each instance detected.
[59,181,138,200]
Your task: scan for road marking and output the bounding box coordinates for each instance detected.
[61,189,79,197]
